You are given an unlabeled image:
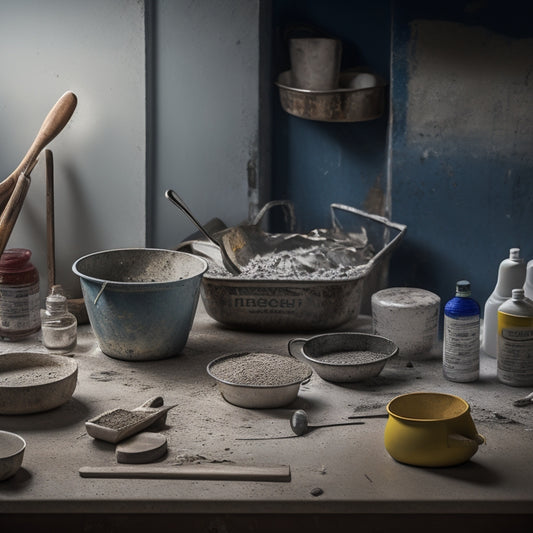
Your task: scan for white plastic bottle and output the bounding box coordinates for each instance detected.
[481,248,526,358]
[525,259,533,300]
[497,288,533,387]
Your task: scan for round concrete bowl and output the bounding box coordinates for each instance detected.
[0,352,78,415]
[0,431,26,481]
[73,248,208,361]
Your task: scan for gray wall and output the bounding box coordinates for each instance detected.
[0,0,147,300]
[0,0,259,302]
[150,0,262,250]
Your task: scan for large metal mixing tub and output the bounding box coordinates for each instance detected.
[177,203,406,332]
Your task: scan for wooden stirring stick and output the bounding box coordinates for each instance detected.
[45,149,88,324]
[46,149,55,292]
[0,158,39,257]
[0,91,77,214]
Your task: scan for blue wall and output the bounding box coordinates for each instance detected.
[271,0,391,231]
[271,0,533,311]
[388,1,533,306]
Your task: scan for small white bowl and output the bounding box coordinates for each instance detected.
[0,431,26,481]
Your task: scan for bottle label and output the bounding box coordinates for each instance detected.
[0,283,41,332]
[497,312,533,386]
[443,315,480,381]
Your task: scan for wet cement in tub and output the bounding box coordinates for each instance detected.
[206,239,373,281]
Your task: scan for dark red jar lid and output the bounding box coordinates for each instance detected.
[0,248,33,271]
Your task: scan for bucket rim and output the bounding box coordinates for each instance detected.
[72,247,208,286]
[386,391,470,422]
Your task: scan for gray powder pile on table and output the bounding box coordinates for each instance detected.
[94,409,150,430]
[206,228,374,280]
[317,351,387,364]
[211,353,310,386]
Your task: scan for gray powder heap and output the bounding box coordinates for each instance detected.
[210,353,311,386]
[315,350,387,365]
[206,228,374,280]
[93,409,150,430]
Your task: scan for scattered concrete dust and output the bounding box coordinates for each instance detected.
[172,451,234,465]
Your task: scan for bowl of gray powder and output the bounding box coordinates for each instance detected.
[207,352,313,408]
[288,332,398,383]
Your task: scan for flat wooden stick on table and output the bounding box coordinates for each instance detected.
[79,464,291,482]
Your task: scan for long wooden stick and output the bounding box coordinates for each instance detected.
[44,149,88,324]
[79,464,291,482]
[46,149,55,291]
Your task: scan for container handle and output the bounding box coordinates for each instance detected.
[448,433,485,449]
[93,282,108,305]
[287,338,308,362]
[251,200,296,232]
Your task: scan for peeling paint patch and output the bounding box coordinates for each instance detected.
[363,174,385,215]
[407,20,533,160]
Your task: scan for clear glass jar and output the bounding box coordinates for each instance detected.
[0,248,41,340]
[41,284,77,353]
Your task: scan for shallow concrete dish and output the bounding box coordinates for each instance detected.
[0,352,78,414]
[207,352,312,409]
[0,431,26,481]
[288,332,398,383]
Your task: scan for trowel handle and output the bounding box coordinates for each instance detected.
[138,396,164,409]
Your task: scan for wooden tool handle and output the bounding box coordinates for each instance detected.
[79,464,291,482]
[0,173,31,257]
[46,149,55,290]
[0,91,77,212]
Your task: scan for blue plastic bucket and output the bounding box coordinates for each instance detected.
[72,248,208,361]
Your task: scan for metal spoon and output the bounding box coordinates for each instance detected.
[165,189,241,275]
[236,409,365,440]
[513,391,533,407]
[290,409,366,436]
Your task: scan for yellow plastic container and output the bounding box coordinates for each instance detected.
[384,392,485,467]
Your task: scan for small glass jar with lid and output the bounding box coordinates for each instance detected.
[41,284,77,353]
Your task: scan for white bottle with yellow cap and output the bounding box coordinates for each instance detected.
[497,288,533,387]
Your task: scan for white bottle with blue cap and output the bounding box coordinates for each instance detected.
[443,280,480,382]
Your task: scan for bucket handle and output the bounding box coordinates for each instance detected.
[287,338,312,384]
[93,282,108,305]
[288,338,308,362]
